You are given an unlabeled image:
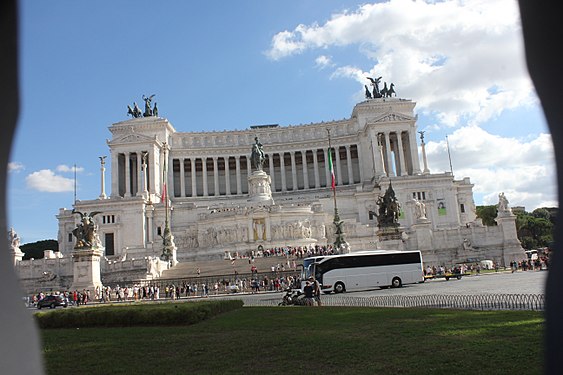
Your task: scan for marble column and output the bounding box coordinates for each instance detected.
[421,139,430,175]
[268,154,276,191]
[213,157,219,196]
[235,156,242,195]
[384,132,395,177]
[335,146,343,186]
[302,150,309,189]
[136,152,143,196]
[111,151,119,197]
[280,153,287,192]
[346,145,354,184]
[180,158,186,197]
[410,128,423,174]
[148,148,156,196]
[313,149,320,188]
[202,157,209,196]
[396,132,407,176]
[225,156,231,196]
[191,158,197,197]
[124,152,131,197]
[99,156,107,199]
[290,151,297,190]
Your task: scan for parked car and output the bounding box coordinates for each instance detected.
[227,285,240,293]
[37,295,68,309]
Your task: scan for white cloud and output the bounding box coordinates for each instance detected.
[56,164,84,173]
[424,127,557,210]
[315,55,333,69]
[8,162,24,173]
[266,0,533,128]
[25,170,74,193]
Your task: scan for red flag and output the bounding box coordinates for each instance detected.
[328,148,336,190]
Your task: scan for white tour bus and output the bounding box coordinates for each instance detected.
[301,250,424,293]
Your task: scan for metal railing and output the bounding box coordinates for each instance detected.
[240,293,545,311]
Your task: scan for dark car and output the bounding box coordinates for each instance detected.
[37,295,68,309]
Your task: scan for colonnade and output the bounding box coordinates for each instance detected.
[170,144,362,198]
[110,128,422,199]
[112,151,153,198]
[368,128,421,177]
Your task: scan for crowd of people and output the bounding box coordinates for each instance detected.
[231,244,338,261]
[423,252,550,278]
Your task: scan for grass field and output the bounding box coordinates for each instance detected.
[40,306,543,374]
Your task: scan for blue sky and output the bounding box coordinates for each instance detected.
[9,0,556,244]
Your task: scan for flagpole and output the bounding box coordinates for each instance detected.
[446,135,454,175]
[327,129,337,210]
[327,129,347,253]
[73,163,77,205]
[161,141,175,263]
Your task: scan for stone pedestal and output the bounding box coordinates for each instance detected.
[248,170,274,205]
[10,247,24,267]
[377,226,404,250]
[496,213,526,267]
[71,248,104,292]
[411,220,433,250]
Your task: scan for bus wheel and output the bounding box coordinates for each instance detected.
[391,277,402,288]
[334,282,345,294]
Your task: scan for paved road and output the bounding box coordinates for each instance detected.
[235,270,547,305]
[354,270,547,297]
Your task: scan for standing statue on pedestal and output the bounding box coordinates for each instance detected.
[8,227,20,249]
[250,136,265,171]
[413,198,427,221]
[497,192,513,215]
[72,210,102,249]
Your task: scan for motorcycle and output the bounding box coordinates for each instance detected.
[278,288,306,306]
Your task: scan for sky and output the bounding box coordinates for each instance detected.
[9,0,556,244]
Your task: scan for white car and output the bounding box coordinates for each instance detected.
[227,285,240,293]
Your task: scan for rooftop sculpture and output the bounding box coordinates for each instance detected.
[127,94,159,118]
[366,77,396,99]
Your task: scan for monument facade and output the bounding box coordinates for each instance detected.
[52,92,525,271]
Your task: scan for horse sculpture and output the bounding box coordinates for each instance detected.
[380,82,389,98]
[127,102,143,118]
[387,83,396,97]
[364,85,373,99]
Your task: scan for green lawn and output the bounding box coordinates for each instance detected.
[41,306,543,374]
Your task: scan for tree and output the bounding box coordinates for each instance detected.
[516,208,555,250]
[20,239,58,260]
[532,207,551,220]
[476,205,498,226]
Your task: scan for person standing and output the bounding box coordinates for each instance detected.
[303,280,314,306]
[312,277,322,306]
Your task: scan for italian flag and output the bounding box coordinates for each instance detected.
[161,156,167,203]
[328,148,336,190]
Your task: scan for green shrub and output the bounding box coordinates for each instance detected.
[35,300,243,329]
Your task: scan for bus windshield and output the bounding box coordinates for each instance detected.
[302,256,323,280]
